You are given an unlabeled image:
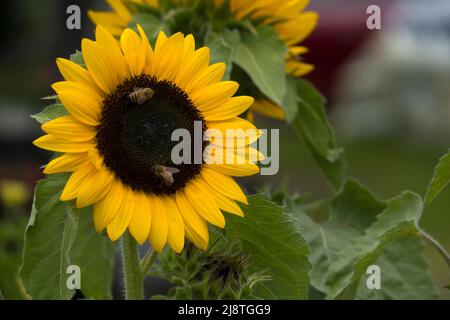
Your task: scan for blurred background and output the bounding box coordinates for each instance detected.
[0,0,449,299]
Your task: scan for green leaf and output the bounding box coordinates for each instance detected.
[131,13,168,43]
[356,237,438,300]
[71,208,115,300]
[31,104,68,124]
[425,150,450,207]
[232,25,287,105]
[0,289,4,300]
[20,175,79,300]
[325,191,436,299]
[225,194,311,299]
[70,50,85,67]
[293,180,437,300]
[330,179,386,230]
[204,28,241,80]
[292,79,346,190]
[280,77,299,122]
[294,180,385,293]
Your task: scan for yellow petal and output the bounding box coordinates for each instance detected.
[33,135,95,153]
[120,28,146,75]
[61,162,97,201]
[251,99,286,121]
[175,191,209,250]
[88,11,127,36]
[52,81,102,126]
[107,186,135,241]
[76,167,114,208]
[192,81,239,111]
[95,25,128,77]
[128,192,152,245]
[206,163,260,177]
[148,194,168,252]
[93,179,125,231]
[200,169,248,204]
[44,153,87,174]
[182,34,196,60]
[56,58,103,96]
[203,96,254,121]
[161,196,185,253]
[88,148,104,170]
[185,63,226,95]
[184,180,225,228]
[106,0,132,21]
[285,59,314,77]
[82,39,122,94]
[176,47,210,90]
[151,32,185,81]
[137,24,154,69]
[212,190,244,217]
[42,116,96,142]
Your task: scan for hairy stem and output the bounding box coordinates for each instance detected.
[140,248,158,276]
[121,231,144,300]
[419,229,450,268]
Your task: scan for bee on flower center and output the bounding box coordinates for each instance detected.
[153,165,181,186]
[129,87,155,105]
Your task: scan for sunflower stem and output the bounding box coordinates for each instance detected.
[140,248,158,276]
[121,231,144,300]
[419,229,450,268]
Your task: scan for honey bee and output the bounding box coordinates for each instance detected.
[153,165,180,186]
[129,87,155,105]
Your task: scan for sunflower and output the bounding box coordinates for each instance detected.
[33,25,261,253]
[89,0,318,120]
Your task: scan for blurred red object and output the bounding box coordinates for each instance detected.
[304,0,391,103]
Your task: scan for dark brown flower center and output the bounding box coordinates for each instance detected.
[96,74,207,195]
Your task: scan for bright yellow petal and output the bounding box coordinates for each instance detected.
[128,192,152,245]
[42,116,96,142]
[56,58,103,96]
[185,63,226,95]
[202,96,254,121]
[151,32,184,81]
[175,191,209,251]
[137,24,154,69]
[76,167,114,208]
[161,196,185,253]
[106,0,132,21]
[33,135,95,153]
[120,28,146,75]
[192,81,239,111]
[176,47,210,90]
[206,163,260,177]
[200,168,248,204]
[184,180,225,228]
[95,25,128,77]
[88,11,127,36]
[82,39,122,94]
[52,81,102,126]
[107,186,135,241]
[93,179,125,231]
[148,194,168,252]
[198,178,244,217]
[44,153,88,174]
[251,99,286,121]
[60,162,97,201]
